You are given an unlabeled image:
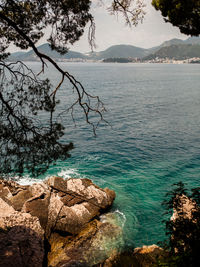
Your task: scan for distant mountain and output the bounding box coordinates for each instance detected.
[10,51,26,57]
[96,38,200,60]
[8,44,150,61]
[143,44,200,60]
[148,37,200,54]
[161,38,185,47]
[7,36,200,62]
[88,45,149,59]
[184,36,200,45]
[8,51,27,61]
[148,38,185,54]
[8,43,87,61]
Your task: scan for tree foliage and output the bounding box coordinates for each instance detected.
[161,182,200,267]
[152,0,200,36]
[0,0,96,176]
[0,0,145,176]
[108,0,146,26]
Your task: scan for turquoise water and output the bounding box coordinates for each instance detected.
[19,62,200,247]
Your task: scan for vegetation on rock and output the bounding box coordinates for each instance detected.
[160,182,200,267]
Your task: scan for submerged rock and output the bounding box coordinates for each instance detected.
[99,245,167,267]
[48,216,123,267]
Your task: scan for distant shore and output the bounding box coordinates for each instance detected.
[7,58,200,64]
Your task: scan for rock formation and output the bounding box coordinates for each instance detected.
[0,176,119,267]
[98,245,168,267]
[0,198,44,267]
[171,194,197,221]
[0,176,167,266]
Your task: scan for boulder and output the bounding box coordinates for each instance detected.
[132,245,167,267]
[0,184,12,200]
[10,189,33,211]
[0,226,44,267]
[22,182,50,230]
[0,198,44,267]
[45,177,115,236]
[0,178,28,196]
[100,245,167,267]
[46,177,115,209]
[0,197,15,216]
[47,192,100,236]
[0,179,31,210]
[0,198,44,238]
[0,177,117,266]
[1,177,116,237]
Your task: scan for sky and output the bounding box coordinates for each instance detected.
[69,0,188,53]
[9,0,188,53]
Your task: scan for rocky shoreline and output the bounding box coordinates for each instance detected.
[0,177,165,266]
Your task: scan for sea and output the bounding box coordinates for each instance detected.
[16,62,200,248]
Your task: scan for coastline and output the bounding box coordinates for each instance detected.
[0,176,167,266]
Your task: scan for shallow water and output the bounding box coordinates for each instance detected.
[17,62,200,247]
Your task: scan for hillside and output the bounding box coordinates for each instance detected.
[8,44,150,61]
[8,43,87,61]
[88,44,148,59]
[185,36,200,45]
[148,38,185,54]
[7,36,200,62]
[143,44,200,60]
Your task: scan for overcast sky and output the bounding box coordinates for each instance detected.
[9,0,188,53]
[69,0,188,53]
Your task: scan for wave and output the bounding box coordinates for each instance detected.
[13,175,43,185]
[57,168,80,179]
[11,167,81,185]
[114,209,127,228]
[85,155,101,162]
[100,209,127,229]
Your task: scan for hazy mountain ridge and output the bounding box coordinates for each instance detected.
[148,38,185,54]
[88,44,149,59]
[7,36,200,61]
[144,43,200,60]
[8,43,87,61]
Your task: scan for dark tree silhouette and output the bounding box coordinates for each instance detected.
[0,0,145,176]
[152,2,200,265]
[152,0,200,36]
